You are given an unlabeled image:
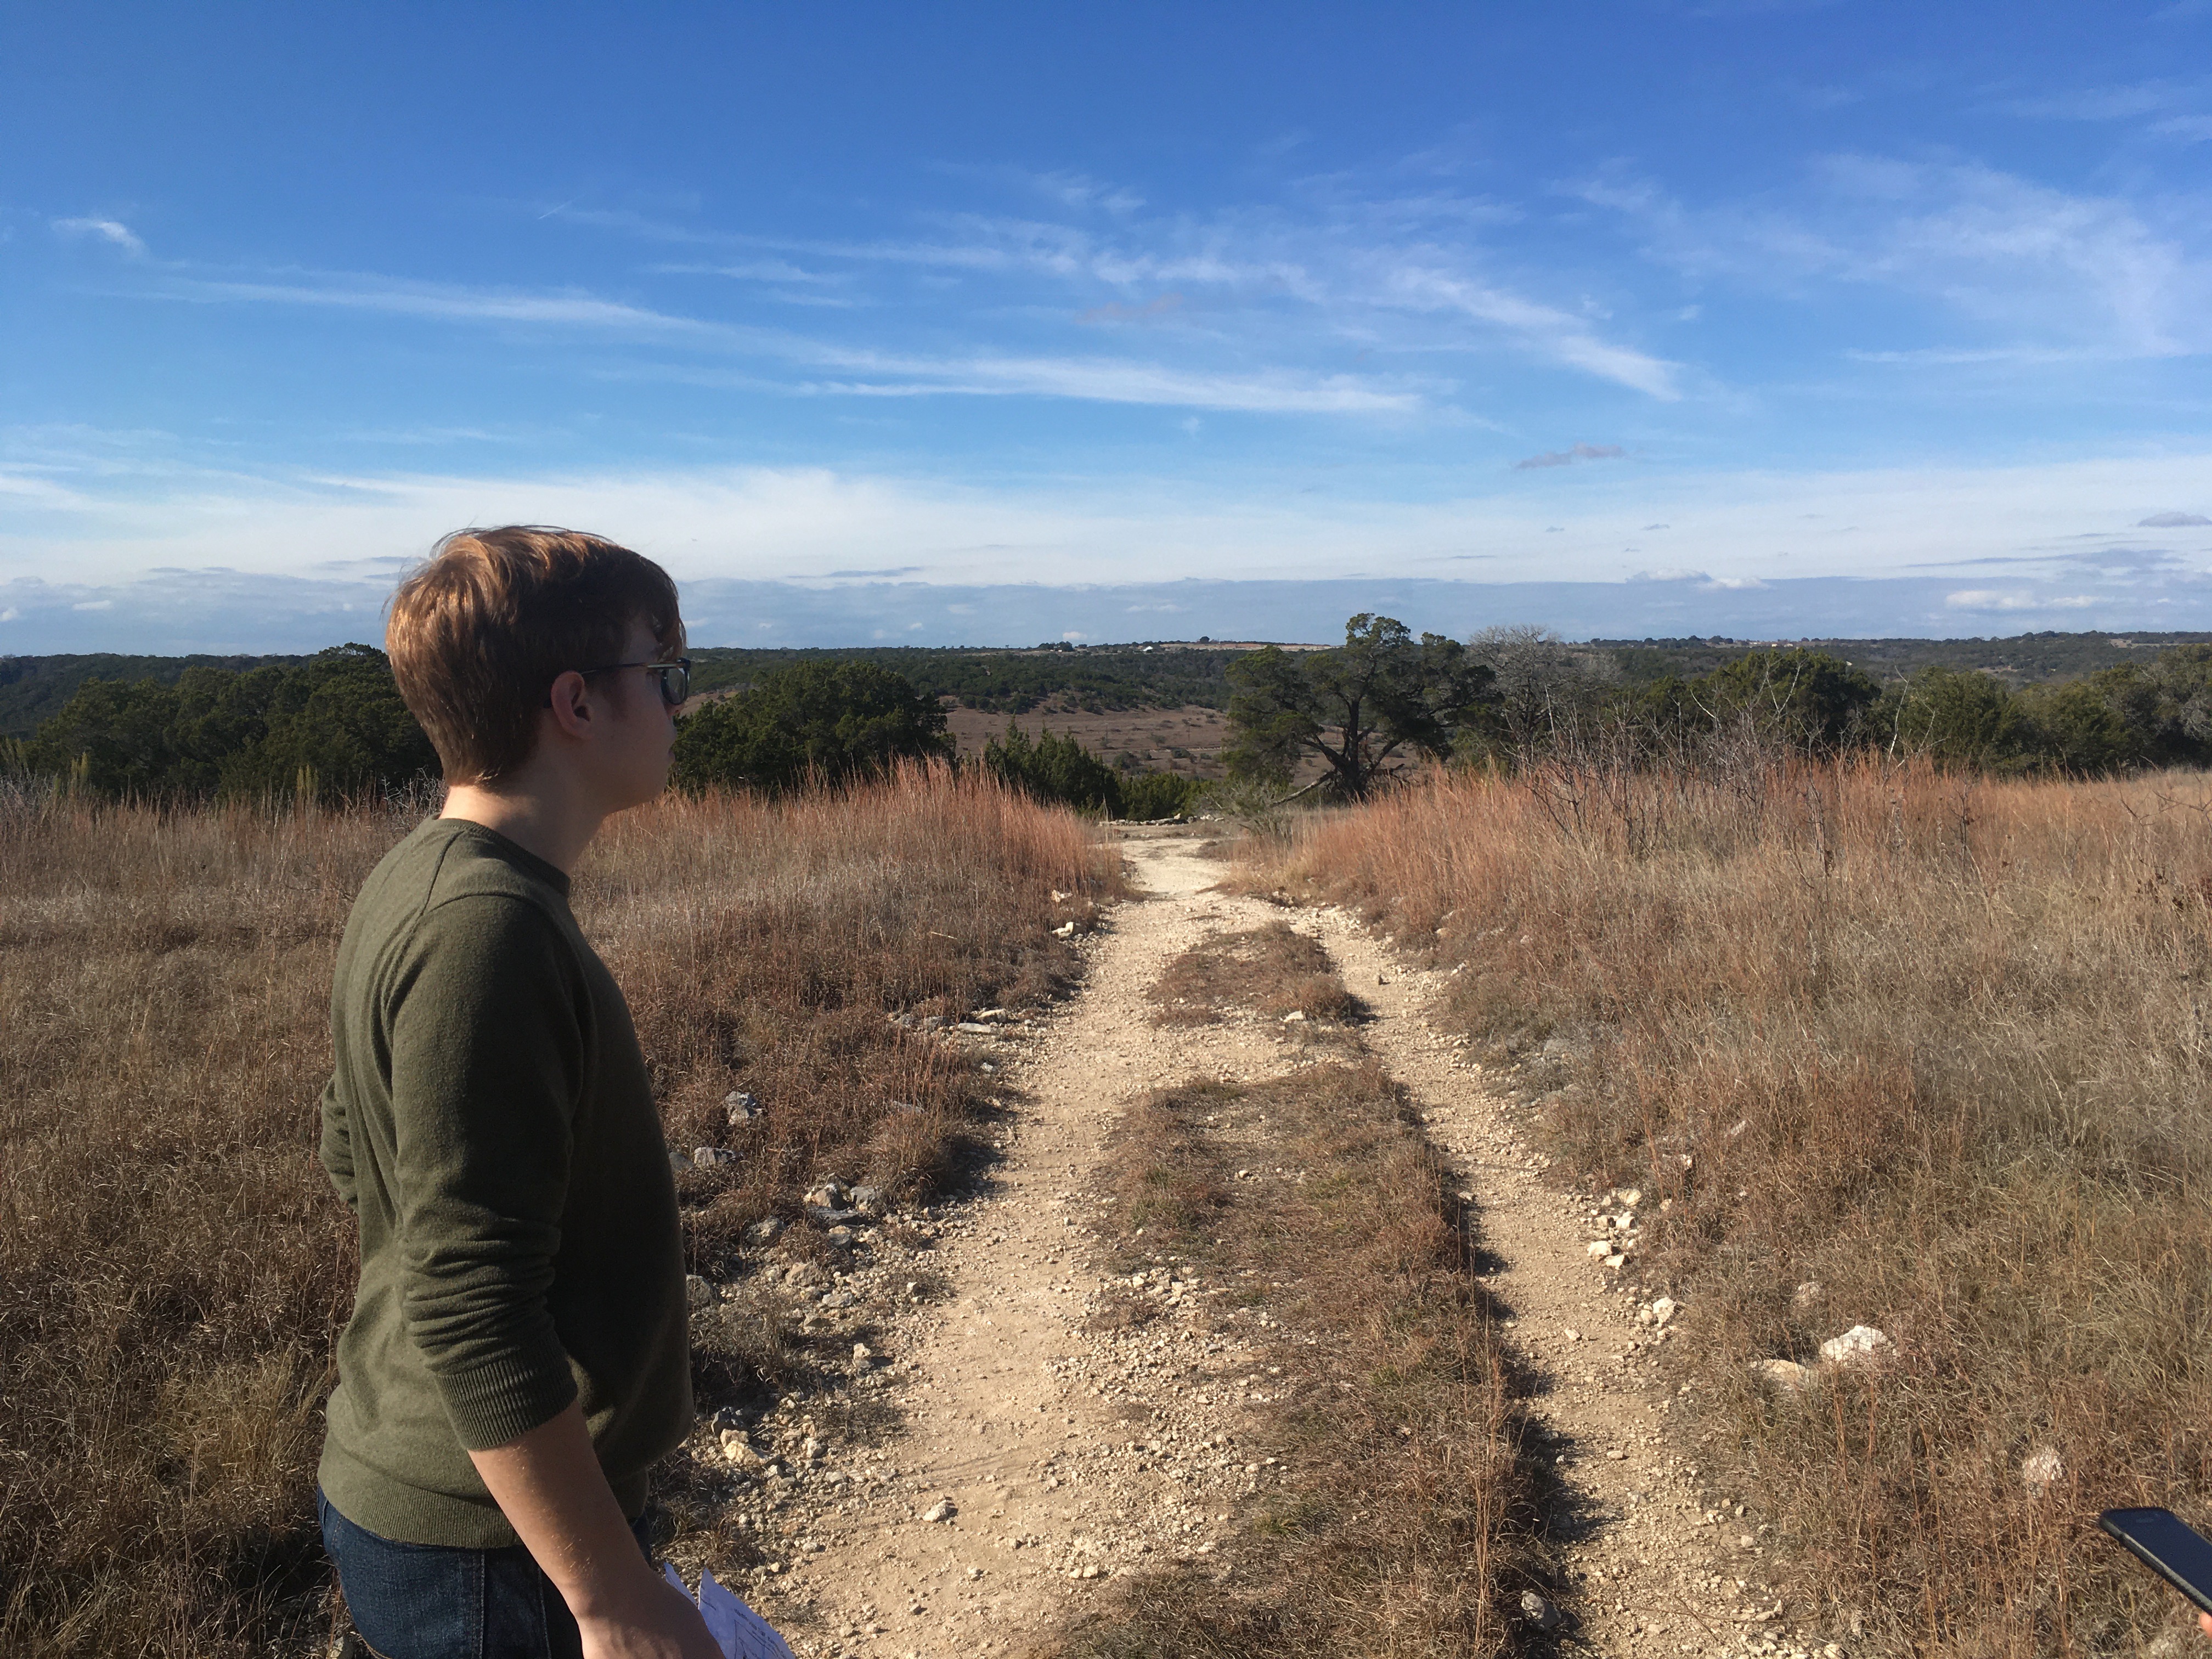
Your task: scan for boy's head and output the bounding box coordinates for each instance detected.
[387,526,685,785]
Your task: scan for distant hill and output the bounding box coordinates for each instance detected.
[684,642,1272,717]
[0,652,309,738]
[10,630,2210,738]
[1599,631,2212,686]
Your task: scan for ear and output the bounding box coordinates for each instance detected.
[545,669,599,740]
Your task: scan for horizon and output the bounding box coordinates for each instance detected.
[7,3,2212,651]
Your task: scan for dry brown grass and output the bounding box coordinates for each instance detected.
[1048,1056,1546,1657]
[0,764,1113,1658]
[1143,922,1364,1034]
[1248,756,2212,1655]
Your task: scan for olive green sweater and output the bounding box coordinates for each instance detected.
[316,817,691,1548]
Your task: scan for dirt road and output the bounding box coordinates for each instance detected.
[711,826,1812,1659]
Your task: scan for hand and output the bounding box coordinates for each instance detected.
[2199,1611,2212,1641]
[576,1572,724,1659]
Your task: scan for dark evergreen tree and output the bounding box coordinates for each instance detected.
[671,660,953,793]
[1223,613,1493,798]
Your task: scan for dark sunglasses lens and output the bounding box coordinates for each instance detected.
[661,664,688,705]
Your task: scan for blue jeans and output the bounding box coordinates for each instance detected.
[318,1488,654,1659]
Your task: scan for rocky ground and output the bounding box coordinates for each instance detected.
[667,825,1853,1659]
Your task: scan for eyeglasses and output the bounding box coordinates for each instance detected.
[566,657,692,707]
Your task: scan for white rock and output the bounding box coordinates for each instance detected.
[1651,1296,1678,1327]
[1749,1358,1820,1393]
[1586,1240,1612,1257]
[1819,1325,1893,1368]
[923,1499,956,1523]
[744,1217,784,1245]
[1520,1590,1563,1630]
[2021,1444,2064,1496]
[1280,1009,1306,1023]
[1052,922,1078,939]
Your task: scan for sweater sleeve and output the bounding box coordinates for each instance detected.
[318,1076,358,1212]
[387,894,588,1451]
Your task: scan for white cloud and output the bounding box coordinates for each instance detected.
[12,433,2212,603]
[1944,590,2100,611]
[157,270,1430,416]
[1378,267,1679,398]
[2141,511,2212,527]
[71,599,114,611]
[0,607,18,622]
[53,217,146,257]
[568,187,1680,399]
[1583,158,2212,361]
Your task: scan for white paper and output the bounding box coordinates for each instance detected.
[663,1561,797,1659]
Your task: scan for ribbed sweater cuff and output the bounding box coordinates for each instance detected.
[436,1351,579,1452]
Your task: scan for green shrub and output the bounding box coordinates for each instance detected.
[1118,769,1198,820]
[672,661,953,793]
[980,721,1122,813]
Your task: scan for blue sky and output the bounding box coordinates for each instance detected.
[5,1,2212,650]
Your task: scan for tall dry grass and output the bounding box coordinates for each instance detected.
[1255,757,2212,1655]
[0,764,1111,1657]
[1052,1063,1542,1659]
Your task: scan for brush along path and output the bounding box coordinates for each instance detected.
[1307,908,1836,1659]
[705,827,1320,1658]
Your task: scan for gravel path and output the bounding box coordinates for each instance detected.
[1307,907,1825,1659]
[698,826,1830,1659]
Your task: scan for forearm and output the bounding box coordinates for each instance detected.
[467,1401,657,1617]
[469,1403,719,1657]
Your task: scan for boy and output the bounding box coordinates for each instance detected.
[316,527,721,1659]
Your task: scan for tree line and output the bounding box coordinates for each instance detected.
[9,624,2212,809]
[0,650,1201,816]
[1223,616,2212,796]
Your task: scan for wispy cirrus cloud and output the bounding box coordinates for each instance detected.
[53,216,146,256]
[551,185,1683,399]
[146,268,1431,415]
[1581,156,2212,362]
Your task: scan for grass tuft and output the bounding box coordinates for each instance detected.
[1048,1062,1549,1659]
